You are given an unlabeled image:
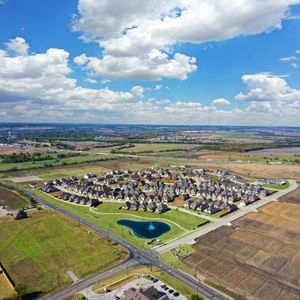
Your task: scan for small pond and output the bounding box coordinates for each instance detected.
[117,219,171,239]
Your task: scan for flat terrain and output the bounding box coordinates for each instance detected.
[0,210,126,297]
[0,186,29,210]
[0,153,116,172]
[117,143,198,153]
[2,158,155,180]
[183,198,300,300]
[279,184,300,204]
[0,146,42,155]
[248,147,300,156]
[31,190,208,249]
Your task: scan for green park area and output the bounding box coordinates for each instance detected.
[0,211,127,297]
[30,190,208,249]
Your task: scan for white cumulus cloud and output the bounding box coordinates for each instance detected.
[235,73,300,102]
[212,98,231,106]
[71,0,300,81]
[5,37,29,56]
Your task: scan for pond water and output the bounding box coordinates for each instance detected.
[117,219,171,239]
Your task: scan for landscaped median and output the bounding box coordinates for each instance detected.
[27,188,209,249]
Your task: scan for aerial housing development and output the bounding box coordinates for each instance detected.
[1,0,300,300]
[43,167,269,217]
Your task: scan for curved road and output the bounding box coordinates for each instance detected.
[0,182,227,300]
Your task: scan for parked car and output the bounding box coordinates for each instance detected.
[174,292,180,297]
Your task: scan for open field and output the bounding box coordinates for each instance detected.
[115,143,198,154]
[279,184,300,204]
[182,199,300,300]
[0,186,29,210]
[0,154,117,172]
[197,151,300,164]
[0,157,156,181]
[0,210,127,297]
[248,147,300,156]
[28,190,208,249]
[0,146,42,155]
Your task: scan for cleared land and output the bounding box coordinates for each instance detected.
[182,199,300,300]
[279,184,300,204]
[0,154,116,172]
[0,210,126,297]
[0,147,42,155]
[0,186,29,210]
[116,143,198,154]
[248,147,300,156]
[30,190,208,249]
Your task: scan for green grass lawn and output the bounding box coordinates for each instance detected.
[29,190,208,249]
[0,211,127,297]
[262,181,290,190]
[160,244,195,269]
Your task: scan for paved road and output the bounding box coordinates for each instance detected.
[0,182,227,300]
[154,180,298,254]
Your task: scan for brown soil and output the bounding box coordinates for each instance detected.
[183,199,300,300]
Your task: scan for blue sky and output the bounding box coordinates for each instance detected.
[0,0,300,125]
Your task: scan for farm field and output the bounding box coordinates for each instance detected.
[0,186,29,210]
[182,199,300,300]
[0,153,116,172]
[29,190,208,249]
[0,157,156,181]
[248,147,300,156]
[0,146,43,155]
[0,210,127,297]
[279,184,300,204]
[197,151,300,164]
[115,143,198,154]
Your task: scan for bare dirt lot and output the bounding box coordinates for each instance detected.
[194,160,300,180]
[279,184,300,204]
[0,186,28,210]
[0,146,41,155]
[248,147,300,156]
[183,197,300,300]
